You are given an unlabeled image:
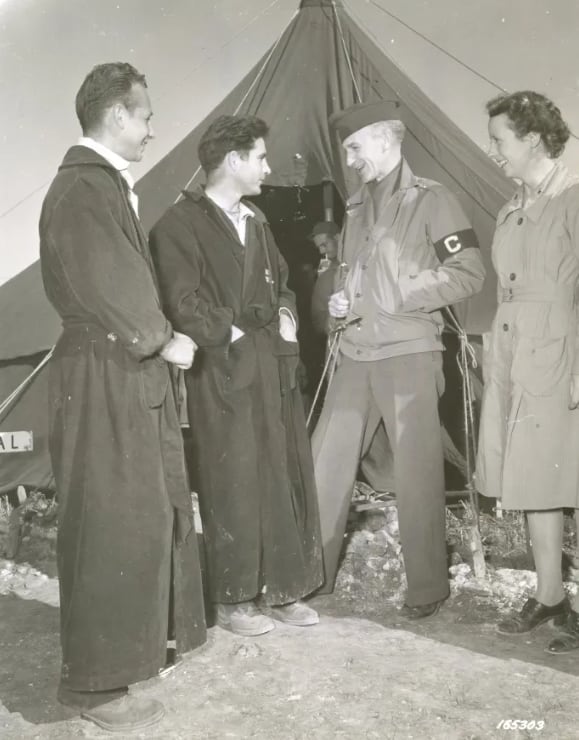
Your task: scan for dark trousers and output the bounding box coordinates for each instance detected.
[311,351,449,606]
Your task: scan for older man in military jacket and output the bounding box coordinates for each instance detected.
[312,100,486,618]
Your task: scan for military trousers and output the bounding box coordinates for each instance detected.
[311,351,450,606]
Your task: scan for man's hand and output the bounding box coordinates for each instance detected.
[569,374,579,410]
[161,332,197,370]
[329,290,350,319]
[279,311,297,342]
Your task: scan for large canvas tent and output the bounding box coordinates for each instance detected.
[0,0,541,494]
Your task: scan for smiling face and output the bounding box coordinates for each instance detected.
[343,124,390,184]
[235,137,271,196]
[487,113,535,181]
[117,83,154,162]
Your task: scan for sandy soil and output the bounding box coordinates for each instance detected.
[1,505,579,739]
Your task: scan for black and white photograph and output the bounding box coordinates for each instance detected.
[1,1,579,737]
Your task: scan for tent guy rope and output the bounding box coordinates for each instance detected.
[177,8,300,198]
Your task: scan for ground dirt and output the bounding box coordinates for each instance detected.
[1,503,579,739]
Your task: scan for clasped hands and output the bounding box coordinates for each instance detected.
[161,331,197,370]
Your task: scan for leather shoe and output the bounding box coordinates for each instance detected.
[216,601,275,636]
[546,608,579,654]
[399,598,446,620]
[270,601,319,626]
[81,695,165,733]
[497,596,568,635]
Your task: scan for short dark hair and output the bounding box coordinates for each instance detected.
[486,90,570,158]
[198,115,269,174]
[75,62,147,134]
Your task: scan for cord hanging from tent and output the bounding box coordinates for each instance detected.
[443,306,480,521]
[177,8,300,198]
[331,1,363,104]
[0,348,54,418]
[366,0,579,142]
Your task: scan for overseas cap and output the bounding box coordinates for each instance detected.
[310,221,340,239]
[329,100,405,142]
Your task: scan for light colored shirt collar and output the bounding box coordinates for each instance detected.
[78,136,131,174]
[78,136,139,214]
[205,192,254,244]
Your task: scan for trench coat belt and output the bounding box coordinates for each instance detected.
[500,285,574,308]
[61,319,117,342]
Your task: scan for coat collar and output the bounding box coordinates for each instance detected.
[182,186,268,224]
[58,145,121,173]
[346,158,422,209]
[497,160,575,225]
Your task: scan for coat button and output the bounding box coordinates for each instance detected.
[356,350,362,355]
[361,265,367,270]
[509,272,516,281]
[502,323,509,331]
[355,292,362,298]
[517,217,523,225]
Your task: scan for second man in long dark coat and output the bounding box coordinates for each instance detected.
[150,115,323,637]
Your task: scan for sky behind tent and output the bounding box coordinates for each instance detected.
[1,0,579,285]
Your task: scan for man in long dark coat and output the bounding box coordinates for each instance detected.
[150,115,323,637]
[39,62,206,733]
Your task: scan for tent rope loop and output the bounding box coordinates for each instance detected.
[0,348,54,418]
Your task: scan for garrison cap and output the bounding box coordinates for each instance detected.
[310,221,340,239]
[329,100,405,142]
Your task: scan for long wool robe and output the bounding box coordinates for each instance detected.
[149,189,323,605]
[39,146,206,691]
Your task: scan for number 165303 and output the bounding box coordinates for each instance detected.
[497,719,544,731]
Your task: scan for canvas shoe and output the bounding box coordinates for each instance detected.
[216,601,275,636]
[271,601,319,626]
[81,695,165,733]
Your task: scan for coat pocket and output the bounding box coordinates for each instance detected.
[223,334,257,392]
[139,357,170,408]
[511,336,569,396]
[273,335,300,394]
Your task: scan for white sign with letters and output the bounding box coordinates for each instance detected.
[0,431,33,453]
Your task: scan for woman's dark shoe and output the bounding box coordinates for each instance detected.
[497,596,568,635]
[546,609,579,654]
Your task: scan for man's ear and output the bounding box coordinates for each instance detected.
[110,102,126,130]
[225,150,240,173]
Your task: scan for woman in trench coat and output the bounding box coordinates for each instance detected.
[476,91,579,648]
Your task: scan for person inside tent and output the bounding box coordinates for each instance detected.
[312,99,486,618]
[39,63,207,732]
[476,91,579,651]
[310,221,341,336]
[149,115,323,638]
